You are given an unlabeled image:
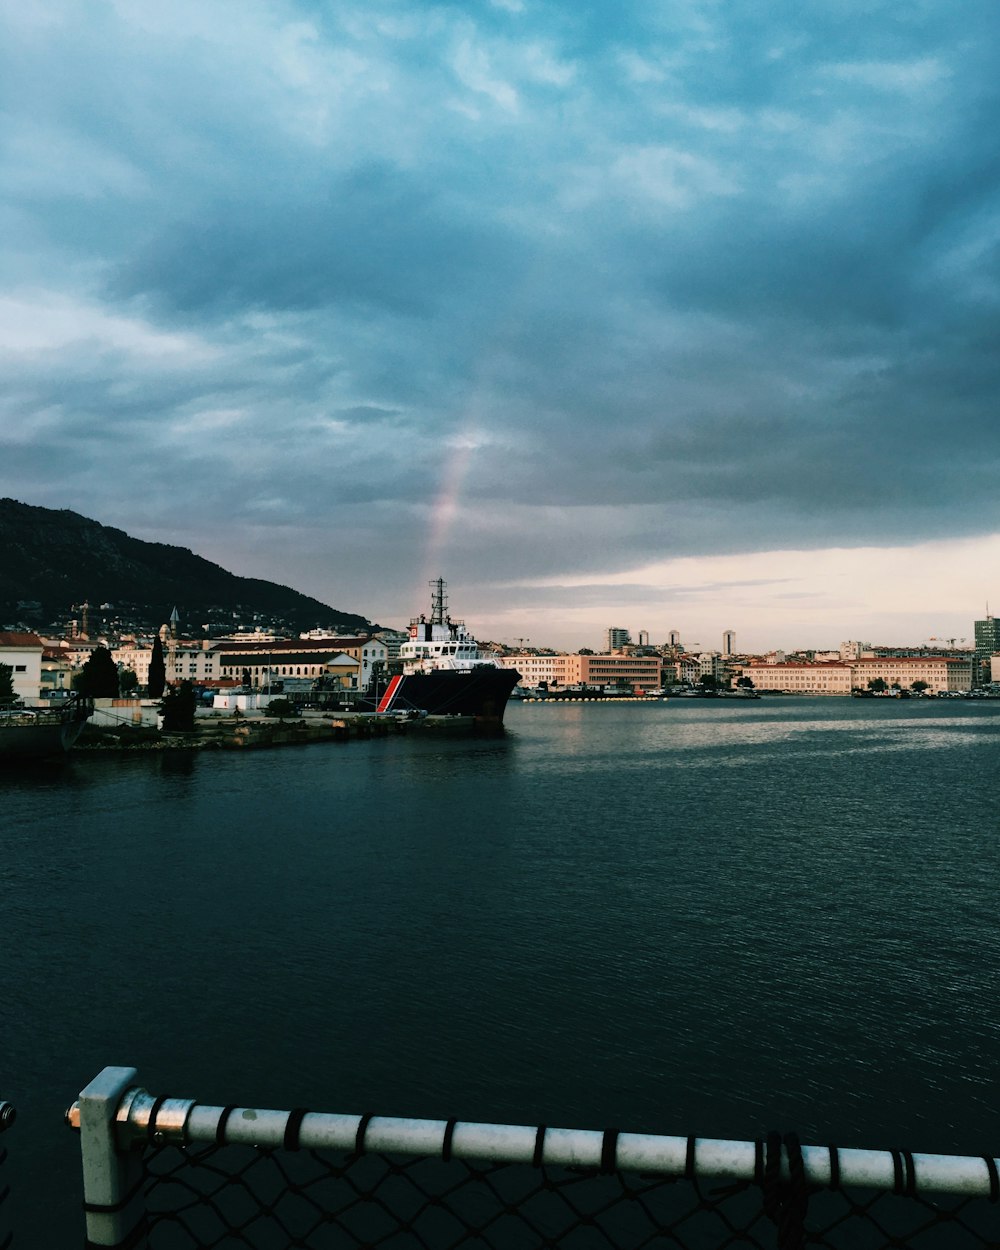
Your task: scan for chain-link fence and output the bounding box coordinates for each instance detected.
[67,1068,1000,1250]
[0,1100,15,1250]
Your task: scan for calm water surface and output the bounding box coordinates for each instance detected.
[3,697,1000,1236]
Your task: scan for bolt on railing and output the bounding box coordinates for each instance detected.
[1,1099,15,1250]
[66,1066,1000,1249]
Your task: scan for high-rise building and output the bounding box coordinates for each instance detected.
[974,612,1000,683]
[974,613,1000,656]
[605,627,631,651]
[668,629,681,648]
[637,630,649,647]
[722,630,735,656]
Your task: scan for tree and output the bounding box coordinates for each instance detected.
[736,676,755,689]
[867,678,888,693]
[698,674,719,690]
[148,634,166,698]
[160,681,196,732]
[77,646,119,697]
[367,660,385,694]
[0,662,14,703]
[119,669,139,695]
[911,680,930,693]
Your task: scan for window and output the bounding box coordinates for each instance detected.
[15,665,26,672]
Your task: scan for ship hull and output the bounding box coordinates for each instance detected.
[0,701,92,760]
[372,666,521,723]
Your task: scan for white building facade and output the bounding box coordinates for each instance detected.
[0,632,44,702]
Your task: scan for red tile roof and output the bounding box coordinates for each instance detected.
[0,631,43,648]
[212,638,371,652]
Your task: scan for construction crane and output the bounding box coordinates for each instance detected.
[72,600,90,639]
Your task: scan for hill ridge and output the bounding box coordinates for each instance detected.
[0,498,376,635]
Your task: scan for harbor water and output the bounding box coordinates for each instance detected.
[3,696,1000,1239]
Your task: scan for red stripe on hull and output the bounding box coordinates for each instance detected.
[376,675,403,713]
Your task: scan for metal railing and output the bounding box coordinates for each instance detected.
[0,1099,15,1249]
[64,1067,1000,1248]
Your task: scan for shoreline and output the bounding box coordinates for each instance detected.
[68,711,490,753]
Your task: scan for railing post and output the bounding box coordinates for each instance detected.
[75,1067,146,1249]
[0,1099,15,1250]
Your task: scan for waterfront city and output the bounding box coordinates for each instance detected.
[4,604,1000,720]
[5,0,1000,1241]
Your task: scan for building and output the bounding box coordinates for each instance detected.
[850,656,971,694]
[667,630,681,648]
[605,628,631,651]
[736,661,854,695]
[500,652,661,692]
[0,632,44,702]
[112,644,153,686]
[736,656,971,695]
[974,613,1000,656]
[165,640,218,684]
[498,654,568,689]
[40,647,75,698]
[676,655,701,684]
[974,613,1000,682]
[325,637,388,687]
[211,637,385,691]
[373,629,409,662]
[722,630,735,657]
[697,652,726,682]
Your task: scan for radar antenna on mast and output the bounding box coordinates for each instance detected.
[430,577,448,626]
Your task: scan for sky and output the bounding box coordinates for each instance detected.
[2,0,999,652]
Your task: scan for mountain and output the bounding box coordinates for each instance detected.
[0,499,378,635]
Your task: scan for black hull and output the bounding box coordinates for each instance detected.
[0,700,92,760]
[370,667,521,722]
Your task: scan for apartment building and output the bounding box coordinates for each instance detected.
[736,661,854,694]
[850,656,971,693]
[500,653,662,691]
[737,656,971,694]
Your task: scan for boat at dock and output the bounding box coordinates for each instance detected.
[0,696,94,759]
[366,579,520,725]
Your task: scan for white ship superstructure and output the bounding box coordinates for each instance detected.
[399,579,500,674]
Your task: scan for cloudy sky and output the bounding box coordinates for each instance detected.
[2,1,999,651]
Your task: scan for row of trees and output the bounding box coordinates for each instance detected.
[866,678,930,694]
[67,641,194,731]
[69,638,166,698]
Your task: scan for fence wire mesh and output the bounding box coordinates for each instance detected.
[137,1138,1000,1250]
[0,1101,12,1250]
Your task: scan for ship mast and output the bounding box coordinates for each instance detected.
[430,577,448,626]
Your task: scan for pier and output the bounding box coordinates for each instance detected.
[70,710,482,752]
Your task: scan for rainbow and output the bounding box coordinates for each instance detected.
[418,430,479,596]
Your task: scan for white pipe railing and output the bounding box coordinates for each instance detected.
[66,1067,1000,1204]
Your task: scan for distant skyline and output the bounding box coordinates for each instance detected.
[2,2,999,650]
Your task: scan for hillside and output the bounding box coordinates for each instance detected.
[0,498,377,635]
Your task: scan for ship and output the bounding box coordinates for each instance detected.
[369,579,520,725]
[0,695,94,760]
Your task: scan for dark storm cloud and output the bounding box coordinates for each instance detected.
[2,0,1000,616]
[111,165,524,320]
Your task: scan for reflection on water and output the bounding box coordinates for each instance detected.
[2,697,1000,1240]
[519,702,994,766]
